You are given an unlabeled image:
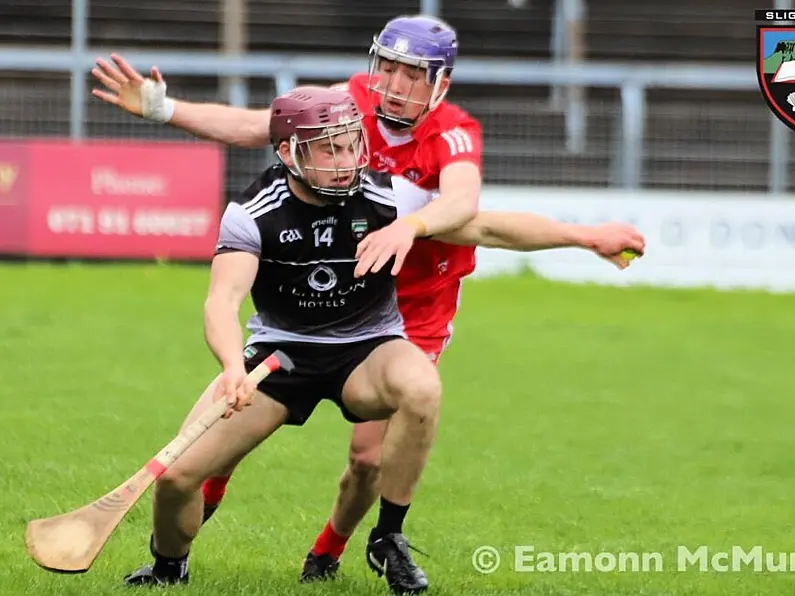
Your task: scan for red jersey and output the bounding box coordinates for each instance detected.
[341,73,483,342]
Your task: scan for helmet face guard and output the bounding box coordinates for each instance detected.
[367,46,450,130]
[367,16,458,130]
[286,119,369,201]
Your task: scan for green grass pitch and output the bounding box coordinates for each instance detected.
[2,261,795,595]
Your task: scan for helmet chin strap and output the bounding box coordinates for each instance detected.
[375,108,417,131]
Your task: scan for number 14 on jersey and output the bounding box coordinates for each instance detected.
[314,226,334,247]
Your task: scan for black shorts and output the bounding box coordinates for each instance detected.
[243,335,403,426]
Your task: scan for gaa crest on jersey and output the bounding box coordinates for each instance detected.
[351,218,369,241]
[756,15,795,130]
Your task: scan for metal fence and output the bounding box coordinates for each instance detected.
[3,79,781,202]
[0,0,791,197]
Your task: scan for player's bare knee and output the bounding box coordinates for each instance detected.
[155,465,201,498]
[387,367,442,421]
[349,445,381,481]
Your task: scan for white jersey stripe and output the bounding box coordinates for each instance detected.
[260,257,358,266]
[362,178,395,195]
[451,128,473,153]
[249,188,290,219]
[363,192,397,208]
[453,130,467,153]
[362,184,397,206]
[441,131,458,156]
[243,180,287,214]
[441,128,474,156]
[243,179,287,213]
[246,319,406,345]
[362,182,396,202]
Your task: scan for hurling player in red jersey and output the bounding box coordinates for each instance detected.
[92,15,645,591]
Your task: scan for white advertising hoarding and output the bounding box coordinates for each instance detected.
[475,187,795,292]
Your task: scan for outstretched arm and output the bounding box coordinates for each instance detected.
[353,121,483,277]
[435,211,646,268]
[92,53,271,147]
[170,101,271,148]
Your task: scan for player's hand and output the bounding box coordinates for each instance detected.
[354,218,417,277]
[91,53,170,121]
[585,222,646,270]
[213,363,256,418]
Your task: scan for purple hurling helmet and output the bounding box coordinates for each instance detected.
[368,15,458,130]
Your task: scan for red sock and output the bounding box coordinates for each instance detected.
[201,475,231,506]
[311,520,350,560]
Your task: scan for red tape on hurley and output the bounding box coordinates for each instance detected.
[263,350,294,375]
[262,353,282,372]
[145,459,167,478]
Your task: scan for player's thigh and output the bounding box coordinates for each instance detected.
[341,338,441,420]
[166,376,288,486]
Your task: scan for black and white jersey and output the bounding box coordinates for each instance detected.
[216,164,423,344]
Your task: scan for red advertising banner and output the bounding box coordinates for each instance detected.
[0,139,224,260]
[0,143,30,254]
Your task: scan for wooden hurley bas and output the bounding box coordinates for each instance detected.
[25,350,293,574]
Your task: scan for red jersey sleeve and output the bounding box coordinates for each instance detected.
[433,116,483,171]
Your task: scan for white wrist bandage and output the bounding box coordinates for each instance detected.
[140,78,175,123]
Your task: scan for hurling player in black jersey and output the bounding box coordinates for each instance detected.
[123,86,441,593]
